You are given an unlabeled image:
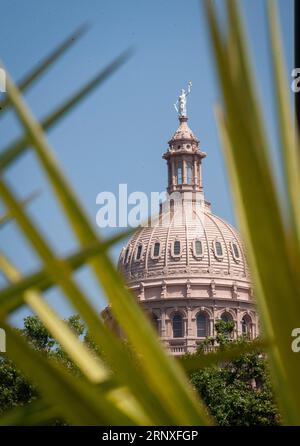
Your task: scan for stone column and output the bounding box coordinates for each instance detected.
[187,307,193,336]
[183,316,188,337]
[209,318,214,337]
[236,309,241,336]
[157,318,162,337]
[193,156,197,187]
[182,158,187,184]
[212,309,217,338]
[161,309,167,338]
[198,160,202,190]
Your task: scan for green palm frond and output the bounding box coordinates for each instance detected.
[1,0,298,426]
[0,400,59,427]
[1,67,212,425]
[0,49,132,170]
[204,0,300,424]
[0,24,89,113]
[0,189,40,227]
[0,35,213,423]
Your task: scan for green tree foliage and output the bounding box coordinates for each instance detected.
[189,322,280,426]
[1,317,280,426]
[0,357,36,414]
[0,315,87,416]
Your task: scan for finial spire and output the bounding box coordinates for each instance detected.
[174,81,192,118]
[164,89,207,196]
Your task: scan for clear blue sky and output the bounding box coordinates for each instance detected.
[0,0,294,326]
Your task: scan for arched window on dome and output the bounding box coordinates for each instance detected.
[231,241,241,262]
[124,247,130,264]
[135,244,143,261]
[134,243,143,262]
[197,313,209,338]
[187,161,193,185]
[214,240,223,259]
[172,313,184,338]
[177,160,183,185]
[193,239,203,258]
[152,241,161,259]
[172,240,181,258]
[241,314,252,339]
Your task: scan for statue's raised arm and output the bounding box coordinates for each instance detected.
[174,100,179,113]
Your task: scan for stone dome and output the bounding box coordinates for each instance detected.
[119,202,250,284]
[116,198,257,356]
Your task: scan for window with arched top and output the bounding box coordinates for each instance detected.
[172,313,184,338]
[241,315,252,338]
[152,242,161,258]
[197,313,209,337]
[221,312,233,323]
[231,241,240,261]
[124,248,130,264]
[135,244,143,261]
[214,240,223,258]
[187,161,193,185]
[172,240,181,257]
[193,239,203,258]
[177,160,183,184]
[168,162,172,186]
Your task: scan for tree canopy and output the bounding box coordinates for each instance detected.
[188,321,280,425]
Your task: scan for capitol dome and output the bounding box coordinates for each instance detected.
[107,92,258,355]
[119,204,250,284]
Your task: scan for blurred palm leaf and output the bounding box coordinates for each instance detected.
[1,322,137,426]
[0,34,213,425]
[0,24,88,113]
[179,338,268,373]
[1,0,297,426]
[0,254,110,385]
[0,49,133,170]
[0,400,59,427]
[0,189,40,227]
[204,0,300,424]
[0,228,135,313]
